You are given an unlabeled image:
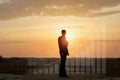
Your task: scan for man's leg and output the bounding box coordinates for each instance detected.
[63,55,67,76]
[59,55,63,76]
[59,55,67,77]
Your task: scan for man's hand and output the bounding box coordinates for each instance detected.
[67,53,69,56]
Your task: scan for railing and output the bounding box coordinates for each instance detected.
[27,58,106,76]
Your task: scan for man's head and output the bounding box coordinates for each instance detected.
[61,29,66,36]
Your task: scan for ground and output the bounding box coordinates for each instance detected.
[0,74,120,80]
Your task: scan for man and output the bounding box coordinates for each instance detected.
[58,30,69,77]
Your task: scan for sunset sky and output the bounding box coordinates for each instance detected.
[0,0,120,58]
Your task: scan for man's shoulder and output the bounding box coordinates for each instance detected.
[58,36,62,39]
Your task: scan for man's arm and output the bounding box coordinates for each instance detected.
[66,41,69,56]
[67,49,69,56]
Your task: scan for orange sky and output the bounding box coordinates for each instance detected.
[0,0,120,58]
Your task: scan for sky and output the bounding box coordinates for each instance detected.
[0,0,120,58]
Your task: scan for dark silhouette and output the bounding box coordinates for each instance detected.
[0,55,3,62]
[58,30,69,77]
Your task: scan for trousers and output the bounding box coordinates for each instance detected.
[59,54,67,77]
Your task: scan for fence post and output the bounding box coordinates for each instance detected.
[53,65,55,74]
[69,59,71,74]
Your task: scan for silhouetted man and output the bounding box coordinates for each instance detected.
[58,30,69,77]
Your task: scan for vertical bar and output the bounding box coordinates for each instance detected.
[79,57,81,74]
[74,58,76,74]
[91,33,95,75]
[90,58,92,75]
[53,65,55,74]
[69,58,71,74]
[95,40,97,75]
[102,25,106,75]
[48,66,49,74]
[84,50,86,75]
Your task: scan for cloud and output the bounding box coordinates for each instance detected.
[87,4,120,17]
[46,5,68,10]
[0,0,120,20]
[0,0,12,5]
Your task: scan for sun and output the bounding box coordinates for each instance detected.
[66,32,73,41]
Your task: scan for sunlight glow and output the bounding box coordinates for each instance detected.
[66,31,74,41]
